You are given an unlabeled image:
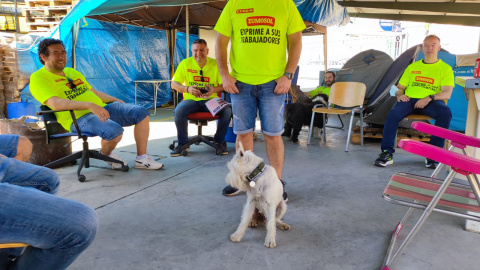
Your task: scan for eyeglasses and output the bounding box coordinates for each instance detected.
[199,70,204,82]
[66,77,76,90]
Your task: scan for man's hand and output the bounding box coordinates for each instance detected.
[396,94,410,102]
[189,86,203,98]
[200,88,214,99]
[0,154,7,158]
[89,103,110,122]
[274,76,291,94]
[221,74,238,94]
[414,97,431,109]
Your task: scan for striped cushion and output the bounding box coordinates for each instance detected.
[384,172,480,213]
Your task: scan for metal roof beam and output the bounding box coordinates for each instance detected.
[349,13,480,27]
[340,2,480,15]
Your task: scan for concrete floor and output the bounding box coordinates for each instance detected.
[51,108,480,270]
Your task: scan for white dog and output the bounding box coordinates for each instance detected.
[226,142,290,248]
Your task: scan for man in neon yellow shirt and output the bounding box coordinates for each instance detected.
[215,0,306,200]
[30,38,164,170]
[307,71,336,97]
[171,39,231,156]
[374,35,454,168]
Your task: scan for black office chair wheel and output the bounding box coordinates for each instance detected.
[78,175,86,182]
[168,143,175,150]
[216,147,223,155]
[181,150,188,156]
[195,142,201,145]
[121,166,129,172]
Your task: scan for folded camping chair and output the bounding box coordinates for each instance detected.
[37,106,129,182]
[307,82,366,152]
[381,124,480,269]
[168,93,228,156]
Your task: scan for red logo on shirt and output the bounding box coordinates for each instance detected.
[415,76,434,84]
[187,69,198,74]
[193,76,210,83]
[246,16,275,27]
[66,79,84,89]
[411,71,421,74]
[237,8,254,14]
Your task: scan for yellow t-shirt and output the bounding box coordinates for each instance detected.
[309,86,331,97]
[399,59,454,99]
[30,67,106,131]
[214,0,306,85]
[173,57,222,101]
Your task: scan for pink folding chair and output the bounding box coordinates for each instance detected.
[381,127,480,269]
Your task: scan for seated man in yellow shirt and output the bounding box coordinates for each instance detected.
[30,38,164,170]
[171,39,232,156]
[374,35,454,169]
[307,71,335,97]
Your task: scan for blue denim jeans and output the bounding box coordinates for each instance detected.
[230,80,285,136]
[381,99,452,154]
[174,99,232,145]
[0,158,98,270]
[71,102,149,141]
[0,135,19,158]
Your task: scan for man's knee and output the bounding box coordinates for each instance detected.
[16,136,32,162]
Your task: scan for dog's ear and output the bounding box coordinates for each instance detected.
[238,141,245,157]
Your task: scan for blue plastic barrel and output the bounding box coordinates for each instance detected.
[7,102,37,123]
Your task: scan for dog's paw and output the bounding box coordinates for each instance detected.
[230,232,243,242]
[264,238,276,248]
[249,220,258,227]
[277,222,291,230]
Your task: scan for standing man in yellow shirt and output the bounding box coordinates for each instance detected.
[374,35,454,168]
[171,39,231,156]
[215,0,306,200]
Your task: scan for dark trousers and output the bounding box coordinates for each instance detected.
[381,99,452,154]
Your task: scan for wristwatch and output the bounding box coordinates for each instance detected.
[429,95,435,102]
[283,72,293,80]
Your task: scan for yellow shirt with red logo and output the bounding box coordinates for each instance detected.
[399,59,454,99]
[173,57,222,101]
[30,67,106,131]
[214,0,306,85]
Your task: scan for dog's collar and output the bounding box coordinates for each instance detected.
[246,162,266,187]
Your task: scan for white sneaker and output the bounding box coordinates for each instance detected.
[106,152,128,169]
[134,155,164,170]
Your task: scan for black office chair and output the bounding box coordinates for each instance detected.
[37,105,129,182]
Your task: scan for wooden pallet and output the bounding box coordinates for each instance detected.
[351,127,430,145]
[23,0,78,32]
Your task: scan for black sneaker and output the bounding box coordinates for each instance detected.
[216,142,229,155]
[222,185,241,197]
[281,180,288,202]
[425,158,439,169]
[170,144,187,157]
[374,150,393,167]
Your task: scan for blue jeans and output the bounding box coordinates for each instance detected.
[0,158,98,270]
[231,80,285,136]
[71,102,149,141]
[0,135,19,158]
[381,99,452,154]
[174,99,232,145]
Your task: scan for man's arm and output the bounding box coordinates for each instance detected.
[44,96,111,122]
[274,31,302,94]
[215,33,238,94]
[413,85,453,109]
[90,88,124,104]
[395,84,410,102]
